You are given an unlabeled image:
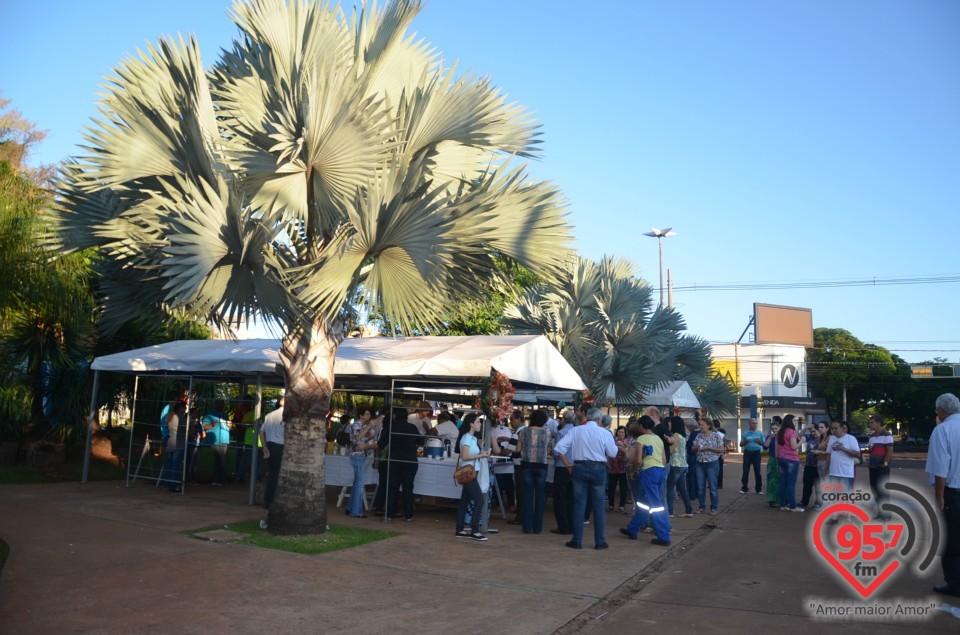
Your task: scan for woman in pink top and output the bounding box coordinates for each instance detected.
[776,414,803,512]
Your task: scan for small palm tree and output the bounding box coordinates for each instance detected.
[503,255,734,414]
[49,0,571,534]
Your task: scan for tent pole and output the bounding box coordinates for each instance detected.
[249,374,263,506]
[382,379,396,523]
[125,376,140,487]
[81,370,101,484]
[180,376,193,495]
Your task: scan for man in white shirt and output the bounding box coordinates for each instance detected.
[554,406,618,550]
[490,415,515,512]
[926,393,960,597]
[432,411,460,447]
[408,401,434,435]
[825,420,861,489]
[259,395,285,510]
[545,407,559,441]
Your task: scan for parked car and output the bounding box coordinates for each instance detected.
[906,435,927,446]
[855,435,870,453]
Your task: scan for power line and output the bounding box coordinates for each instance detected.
[673,274,960,292]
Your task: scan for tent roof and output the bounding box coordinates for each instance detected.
[90,335,586,391]
[641,380,701,409]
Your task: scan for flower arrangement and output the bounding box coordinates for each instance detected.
[476,371,516,423]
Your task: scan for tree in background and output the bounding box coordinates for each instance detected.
[48,0,571,534]
[503,256,737,417]
[0,97,96,443]
[806,327,900,424]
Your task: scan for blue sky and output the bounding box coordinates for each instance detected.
[2,0,958,362]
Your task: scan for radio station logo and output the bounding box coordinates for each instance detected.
[809,481,940,599]
[805,480,943,622]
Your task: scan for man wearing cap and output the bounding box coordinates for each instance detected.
[554,406,618,550]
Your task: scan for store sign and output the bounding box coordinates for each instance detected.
[739,396,827,411]
[781,364,800,389]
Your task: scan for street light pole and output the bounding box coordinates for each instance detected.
[643,227,677,306]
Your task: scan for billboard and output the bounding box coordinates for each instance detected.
[754,303,814,347]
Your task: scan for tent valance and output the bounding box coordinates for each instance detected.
[90,335,587,392]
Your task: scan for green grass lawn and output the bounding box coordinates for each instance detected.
[187,521,401,555]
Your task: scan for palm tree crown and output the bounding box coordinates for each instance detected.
[50,0,572,338]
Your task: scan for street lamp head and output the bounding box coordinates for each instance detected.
[643,227,677,239]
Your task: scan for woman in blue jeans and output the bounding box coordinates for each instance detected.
[666,416,693,516]
[455,415,492,540]
[776,414,803,511]
[693,418,724,514]
[516,410,551,534]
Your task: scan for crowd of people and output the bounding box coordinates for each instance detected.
[152,388,960,599]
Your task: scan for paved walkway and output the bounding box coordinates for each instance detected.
[0,462,958,633]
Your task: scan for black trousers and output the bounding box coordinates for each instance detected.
[943,488,960,590]
[513,462,525,517]
[869,466,890,516]
[741,450,762,492]
[264,442,283,509]
[457,477,484,534]
[372,459,389,512]
[717,457,724,489]
[495,472,515,507]
[607,472,629,507]
[386,460,418,520]
[800,464,819,507]
[553,464,573,533]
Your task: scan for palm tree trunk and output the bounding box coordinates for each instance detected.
[267,318,341,535]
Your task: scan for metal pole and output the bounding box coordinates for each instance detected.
[125,376,140,487]
[180,376,193,495]
[658,236,664,306]
[81,370,101,483]
[383,379,395,523]
[248,374,263,506]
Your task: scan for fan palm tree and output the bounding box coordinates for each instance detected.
[48,0,572,534]
[503,255,734,414]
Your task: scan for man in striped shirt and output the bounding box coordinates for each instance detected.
[867,414,894,520]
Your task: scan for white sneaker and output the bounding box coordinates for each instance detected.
[791,507,805,513]
[756,490,764,495]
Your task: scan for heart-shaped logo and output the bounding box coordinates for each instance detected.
[812,503,903,599]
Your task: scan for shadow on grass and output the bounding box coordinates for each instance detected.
[186,521,401,555]
[0,458,125,485]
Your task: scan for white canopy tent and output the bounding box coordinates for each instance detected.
[90,334,586,392]
[640,380,701,410]
[83,335,586,492]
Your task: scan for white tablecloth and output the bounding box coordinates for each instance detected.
[324,454,464,498]
[324,454,379,487]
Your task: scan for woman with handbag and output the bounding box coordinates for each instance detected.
[455,414,492,541]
